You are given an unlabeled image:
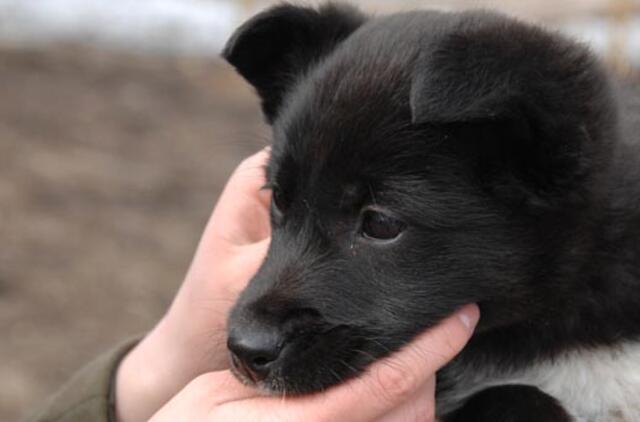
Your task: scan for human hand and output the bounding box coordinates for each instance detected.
[115,149,273,422]
[150,304,479,422]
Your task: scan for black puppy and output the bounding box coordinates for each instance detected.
[222,3,640,421]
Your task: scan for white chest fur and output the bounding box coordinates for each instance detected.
[439,342,640,421]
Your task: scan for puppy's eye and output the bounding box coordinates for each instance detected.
[360,210,406,241]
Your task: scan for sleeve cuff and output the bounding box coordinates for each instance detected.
[27,337,140,422]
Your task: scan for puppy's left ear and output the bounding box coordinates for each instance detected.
[222,3,366,123]
[410,17,617,203]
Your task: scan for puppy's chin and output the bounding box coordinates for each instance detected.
[229,325,382,395]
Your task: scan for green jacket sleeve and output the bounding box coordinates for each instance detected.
[27,338,139,422]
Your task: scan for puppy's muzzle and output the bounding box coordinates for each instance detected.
[227,321,283,383]
[227,308,326,384]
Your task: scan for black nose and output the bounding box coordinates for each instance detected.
[227,325,284,382]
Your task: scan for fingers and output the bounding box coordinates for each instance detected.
[216,148,272,244]
[203,148,272,248]
[222,237,271,296]
[269,304,480,422]
[227,148,271,203]
[341,304,479,420]
[150,371,262,422]
[377,377,436,422]
[185,371,260,406]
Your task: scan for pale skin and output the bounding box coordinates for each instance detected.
[115,149,480,422]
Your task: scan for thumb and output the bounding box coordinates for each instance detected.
[243,304,480,422]
[327,304,480,421]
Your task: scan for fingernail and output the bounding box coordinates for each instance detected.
[458,304,479,331]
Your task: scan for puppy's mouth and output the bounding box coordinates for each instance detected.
[228,324,379,395]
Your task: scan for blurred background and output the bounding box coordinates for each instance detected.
[1,0,638,420]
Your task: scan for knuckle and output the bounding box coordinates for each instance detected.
[376,363,417,403]
[238,154,256,170]
[232,160,253,178]
[237,150,268,172]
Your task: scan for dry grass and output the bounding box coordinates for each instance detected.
[0,45,266,420]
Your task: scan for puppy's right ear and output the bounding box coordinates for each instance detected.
[222,3,366,123]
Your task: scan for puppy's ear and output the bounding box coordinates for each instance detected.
[410,18,616,203]
[222,3,366,123]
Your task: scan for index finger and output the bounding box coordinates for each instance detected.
[222,147,272,210]
[205,148,272,247]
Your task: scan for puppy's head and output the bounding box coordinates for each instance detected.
[222,3,617,394]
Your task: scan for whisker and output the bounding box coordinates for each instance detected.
[338,358,359,375]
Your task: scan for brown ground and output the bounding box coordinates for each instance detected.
[0,45,266,421]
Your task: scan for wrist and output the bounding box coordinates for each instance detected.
[114,305,231,422]
[114,317,190,422]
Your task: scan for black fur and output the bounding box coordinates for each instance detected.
[447,385,572,422]
[222,3,365,123]
[223,3,640,419]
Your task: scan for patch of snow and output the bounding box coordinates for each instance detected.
[0,0,241,55]
[0,0,637,65]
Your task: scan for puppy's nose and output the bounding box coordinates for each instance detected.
[227,325,284,382]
